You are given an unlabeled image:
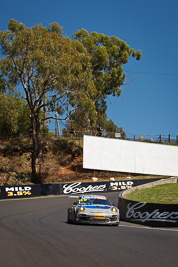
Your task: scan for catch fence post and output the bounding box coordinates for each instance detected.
[168,134,171,143]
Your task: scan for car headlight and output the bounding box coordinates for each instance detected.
[79,206,85,212]
[111,207,117,213]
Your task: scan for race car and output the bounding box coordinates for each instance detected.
[67,195,120,226]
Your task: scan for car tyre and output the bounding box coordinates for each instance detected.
[67,209,73,224]
[72,208,76,224]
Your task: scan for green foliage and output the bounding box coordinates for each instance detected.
[97,114,123,137]
[0,19,142,181]
[73,29,142,121]
[0,93,30,139]
[66,110,122,137]
[0,19,94,181]
[0,19,93,118]
[94,113,123,137]
[8,18,25,32]
[48,22,63,36]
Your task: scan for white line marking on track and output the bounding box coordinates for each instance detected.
[120,224,178,232]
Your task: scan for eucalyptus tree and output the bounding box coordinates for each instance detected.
[0,19,94,182]
[73,29,142,121]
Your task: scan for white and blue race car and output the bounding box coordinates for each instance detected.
[67,195,120,226]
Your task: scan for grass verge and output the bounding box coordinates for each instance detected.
[124,183,178,204]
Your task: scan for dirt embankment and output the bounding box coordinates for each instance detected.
[0,137,162,186]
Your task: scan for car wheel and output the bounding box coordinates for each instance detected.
[72,208,76,224]
[67,209,72,224]
[67,215,72,224]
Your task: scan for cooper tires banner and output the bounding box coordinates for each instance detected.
[119,196,178,227]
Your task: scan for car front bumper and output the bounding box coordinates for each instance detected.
[76,214,119,225]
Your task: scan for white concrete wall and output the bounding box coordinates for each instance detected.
[83,136,178,176]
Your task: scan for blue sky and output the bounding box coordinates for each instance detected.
[1,0,178,137]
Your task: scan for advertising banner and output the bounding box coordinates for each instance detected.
[61,180,152,195]
[0,184,62,200]
[119,196,178,227]
[83,135,178,176]
[0,178,160,200]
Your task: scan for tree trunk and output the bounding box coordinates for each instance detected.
[31,112,42,184]
[43,93,48,134]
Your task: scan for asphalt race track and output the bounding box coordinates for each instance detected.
[0,192,177,267]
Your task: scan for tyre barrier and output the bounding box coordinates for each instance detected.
[118,177,178,227]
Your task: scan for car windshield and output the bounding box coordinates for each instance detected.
[78,197,111,206]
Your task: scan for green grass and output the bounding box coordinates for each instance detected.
[125,183,178,204]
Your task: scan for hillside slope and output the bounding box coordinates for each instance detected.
[0,137,162,186]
